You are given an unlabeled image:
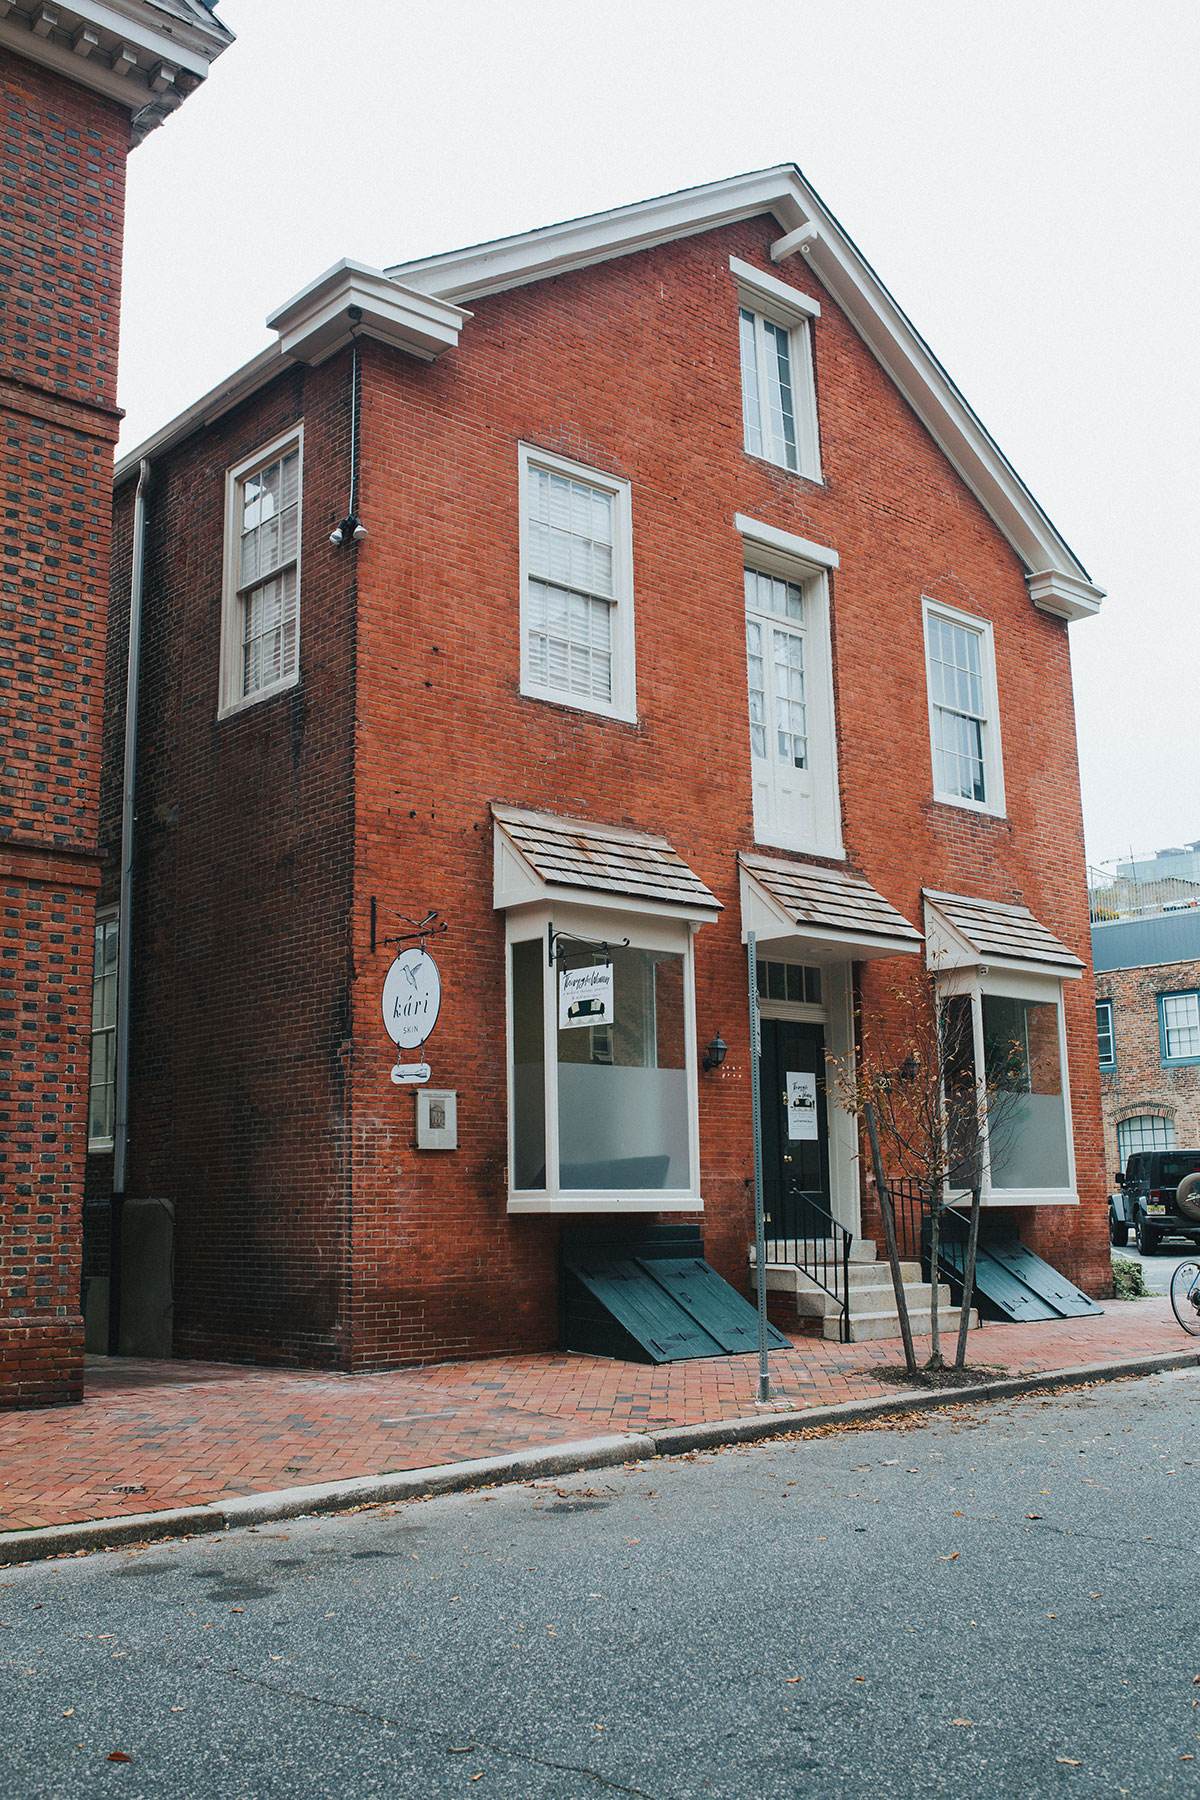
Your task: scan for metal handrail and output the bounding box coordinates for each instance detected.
[886,1177,972,1286]
[761,1181,853,1344]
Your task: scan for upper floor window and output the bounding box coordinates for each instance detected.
[519,444,635,723]
[738,515,842,859]
[88,910,118,1151]
[922,598,1005,816]
[731,257,821,481]
[219,427,303,716]
[1096,999,1115,1069]
[1160,990,1200,1065]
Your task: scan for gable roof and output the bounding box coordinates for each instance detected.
[386,166,1101,622]
[739,851,921,962]
[113,165,1102,620]
[492,805,721,920]
[923,888,1085,978]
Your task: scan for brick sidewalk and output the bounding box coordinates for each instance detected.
[0,1300,1189,1534]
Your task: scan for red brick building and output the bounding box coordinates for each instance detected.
[0,0,230,1408]
[94,168,1111,1372]
[1092,907,1200,1174]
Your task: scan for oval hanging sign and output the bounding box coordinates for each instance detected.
[382,948,442,1049]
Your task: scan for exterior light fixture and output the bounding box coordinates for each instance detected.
[702,1033,728,1072]
[329,513,368,547]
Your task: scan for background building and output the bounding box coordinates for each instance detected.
[0,0,231,1408]
[1092,885,1200,1174]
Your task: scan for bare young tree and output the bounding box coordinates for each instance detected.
[828,963,1018,1372]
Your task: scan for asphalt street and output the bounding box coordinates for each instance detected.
[4,1369,1200,1800]
[1112,1241,1199,1297]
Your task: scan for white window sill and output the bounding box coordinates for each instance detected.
[742,446,823,485]
[518,682,637,726]
[218,671,300,721]
[949,1188,1079,1208]
[508,1193,703,1215]
[88,1137,114,1154]
[931,791,1007,822]
[753,824,845,861]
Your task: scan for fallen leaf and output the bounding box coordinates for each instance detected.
[786,1677,803,1684]
[61,1709,74,1718]
[952,1719,973,1727]
[1047,1613,1058,1619]
[940,1552,960,1561]
[230,1607,244,1614]
[1056,1758,1082,1766]
[447,1746,475,1754]
[107,1751,133,1763]
[1026,1514,1043,1520]
[855,1677,866,1683]
[1182,1755,1195,1761]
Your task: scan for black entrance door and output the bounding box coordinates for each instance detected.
[759,1018,831,1239]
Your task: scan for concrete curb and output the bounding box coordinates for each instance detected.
[4,1348,1198,1568]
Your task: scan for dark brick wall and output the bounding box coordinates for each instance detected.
[103,357,358,1367]
[102,212,1110,1372]
[0,47,127,1407]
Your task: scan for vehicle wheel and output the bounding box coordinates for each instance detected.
[1109,1213,1129,1248]
[1177,1172,1200,1223]
[1137,1217,1158,1255]
[1170,1261,1200,1335]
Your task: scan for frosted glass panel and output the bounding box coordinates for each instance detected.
[556,946,688,1190]
[984,994,1069,1189]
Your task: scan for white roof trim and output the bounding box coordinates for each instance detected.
[266,260,470,367]
[387,165,1101,618]
[0,0,232,136]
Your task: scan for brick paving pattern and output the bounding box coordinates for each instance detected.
[0,1302,1188,1534]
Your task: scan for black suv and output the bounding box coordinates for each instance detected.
[1109,1149,1200,1254]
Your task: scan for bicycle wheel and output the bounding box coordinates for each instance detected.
[1170,1260,1200,1335]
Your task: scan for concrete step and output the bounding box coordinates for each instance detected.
[837,1304,979,1343]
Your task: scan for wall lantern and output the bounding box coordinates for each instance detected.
[702,1033,728,1072]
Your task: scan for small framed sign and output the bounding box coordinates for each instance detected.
[786,1070,819,1141]
[559,960,614,1030]
[382,948,441,1050]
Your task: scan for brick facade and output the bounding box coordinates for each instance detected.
[0,47,125,1407]
[99,192,1111,1373]
[1095,955,1200,1173]
[0,1,230,1407]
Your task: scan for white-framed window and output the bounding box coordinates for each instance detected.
[219,426,303,716]
[731,257,821,480]
[922,598,1005,816]
[1160,991,1200,1066]
[1118,1114,1176,1160]
[518,444,636,723]
[1096,999,1116,1069]
[506,902,699,1212]
[88,909,118,1151]
[738,515,842,858]
[937,968,1076,1205]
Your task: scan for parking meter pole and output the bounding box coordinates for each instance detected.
[749,930,770,1404]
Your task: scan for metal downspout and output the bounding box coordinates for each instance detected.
[108,458,150,1350]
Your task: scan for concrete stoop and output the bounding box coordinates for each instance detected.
[750,1239,979,1343]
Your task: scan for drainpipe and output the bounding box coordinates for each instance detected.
[108,457,150,1351]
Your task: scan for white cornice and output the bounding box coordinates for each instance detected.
[0,0,231,139]
[387,165,1103,617]
[115,267,469,481]
[265,260,470,367]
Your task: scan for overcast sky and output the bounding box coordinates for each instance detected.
[115,0,1200,872]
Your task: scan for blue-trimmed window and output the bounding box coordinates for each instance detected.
[1159,990,1200,1065]
[1096,999,1115,1069]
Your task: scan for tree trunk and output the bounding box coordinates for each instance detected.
[864,1102,916,1375]
[954,1186,983,1368]
[926,1189,945,1369]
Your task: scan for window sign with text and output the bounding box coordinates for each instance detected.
[559,960,615,1031]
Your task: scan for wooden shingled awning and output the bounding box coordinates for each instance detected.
[492,804,722,920]
[922,889,1085,978]
[738,852,921,962]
